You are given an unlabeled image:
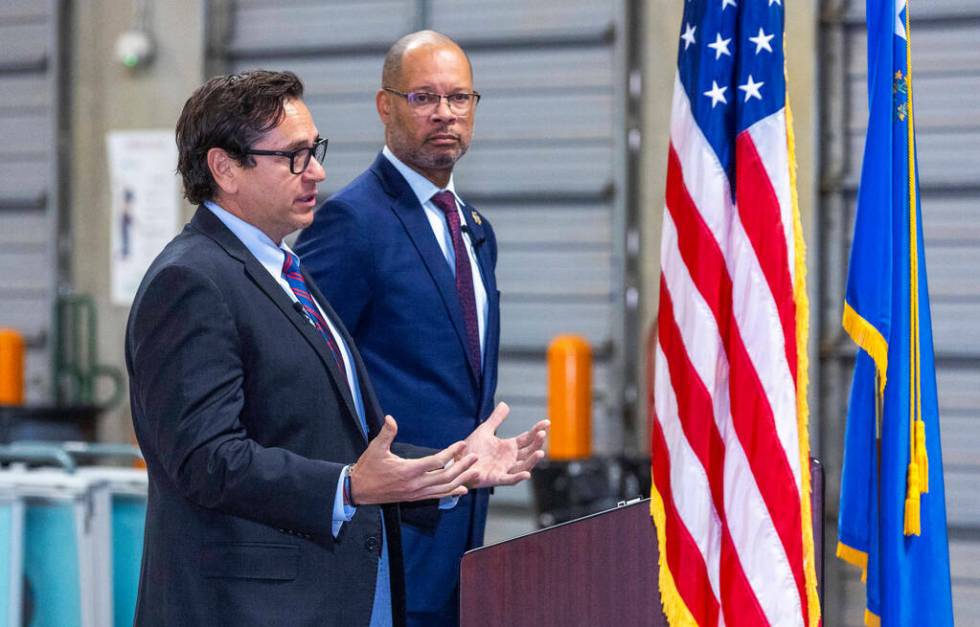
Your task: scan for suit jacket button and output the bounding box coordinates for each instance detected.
[365,536,378,552]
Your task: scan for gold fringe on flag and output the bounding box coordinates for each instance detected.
[649,487,698,626]
[836,541,869,583]
[841,302,889,400]
[787,91,822,627]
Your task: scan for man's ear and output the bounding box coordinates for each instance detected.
[207,147,239,196]
[376,89,391,125]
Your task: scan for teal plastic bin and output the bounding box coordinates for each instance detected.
[0,492,24,627]
[0,471,112,627]
[78,468,146,627]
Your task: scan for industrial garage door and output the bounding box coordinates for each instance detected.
[208,0,635,505]
[0,0,66,402]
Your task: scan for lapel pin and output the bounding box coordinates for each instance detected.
[471,210,482,225]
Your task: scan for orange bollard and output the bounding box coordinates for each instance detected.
[0,328,25,405]
[547,335,591,460]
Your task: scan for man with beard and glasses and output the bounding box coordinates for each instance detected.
[296,31,547,627]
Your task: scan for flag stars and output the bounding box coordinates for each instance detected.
[738,75,765,101]
[707,33,732,60]
[768,0,782,5]
[681,23,697,50]
[703,81,728,108]
[749,28,775,54]
[721,0,737,10]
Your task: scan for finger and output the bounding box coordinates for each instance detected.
[417,466,479,500]
[489,470,531,487]
[415,455,479,497]
[508,449,545,474]
[425,440,469,471]
[371,415,398,452]
[514,420,550,448]
[516,428,548,456]
[402,483,469,502]
[483,402,510,432]
[423,453,477,486]
[406,440,465,473]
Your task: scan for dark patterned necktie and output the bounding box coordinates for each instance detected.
[431,191,482,378]
[282,251,348,380]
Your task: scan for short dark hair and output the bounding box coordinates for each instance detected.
[176,70,304,205]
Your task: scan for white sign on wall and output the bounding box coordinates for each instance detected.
[106,130,180,305]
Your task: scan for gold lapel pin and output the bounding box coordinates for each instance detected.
[471,210,482,225]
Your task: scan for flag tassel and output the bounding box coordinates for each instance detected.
[904,461,921,536]
[915,420,929,492]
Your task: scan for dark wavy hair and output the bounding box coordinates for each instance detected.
[175,70,304,205]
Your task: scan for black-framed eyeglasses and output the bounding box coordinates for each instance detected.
[383,88,481,116]
[244,136,328,175]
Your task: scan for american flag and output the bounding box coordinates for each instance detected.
[649,0,820,625]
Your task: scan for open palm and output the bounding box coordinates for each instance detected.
[463,402,549,488]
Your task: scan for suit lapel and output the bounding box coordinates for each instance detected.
[372,156,480,386]
[461,203,499,409]
[460,202,494,297]
[190,207,365,438]
[304,271,378,441]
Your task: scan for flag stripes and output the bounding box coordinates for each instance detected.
[652,67,814,627]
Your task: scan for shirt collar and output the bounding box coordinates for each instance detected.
[381,145,464,208]
[204,200,292,277]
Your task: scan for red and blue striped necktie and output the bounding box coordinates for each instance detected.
[282,251,348,377]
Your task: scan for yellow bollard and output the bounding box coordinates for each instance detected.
[547,335,591,460]
[0,328,25,405]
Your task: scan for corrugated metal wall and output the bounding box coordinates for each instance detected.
[211,0,632,505]
[820,0,980,621]
[0,0,64,402]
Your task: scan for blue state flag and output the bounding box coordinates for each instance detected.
[837,0,953,625]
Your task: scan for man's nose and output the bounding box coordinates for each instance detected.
[431,96,457,122]
[305,155,326,182]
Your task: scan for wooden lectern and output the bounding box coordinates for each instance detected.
[460,498,667,627]
[460,459,824,627]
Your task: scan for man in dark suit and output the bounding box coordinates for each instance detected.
[296,32,547,626]
[126,70,546,626]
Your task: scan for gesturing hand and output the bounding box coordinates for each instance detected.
[350,415,479,505]
[462,402,549,489]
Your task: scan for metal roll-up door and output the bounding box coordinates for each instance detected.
[0,0,65,402]
[211,0,631,506]
[820,0,980,621]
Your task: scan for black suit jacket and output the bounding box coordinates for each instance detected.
[126,207,418,626]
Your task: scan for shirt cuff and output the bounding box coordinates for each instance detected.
[332,465,356,537]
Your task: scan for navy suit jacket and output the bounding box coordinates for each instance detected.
[295,153,500,612]
[126,207,425,626]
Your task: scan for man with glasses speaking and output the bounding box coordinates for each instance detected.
[126,70,547,626]
[296,32,547,627]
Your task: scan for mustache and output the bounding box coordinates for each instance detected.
[426,129,460,140]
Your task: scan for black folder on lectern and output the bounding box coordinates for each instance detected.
[459,498,668,627]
